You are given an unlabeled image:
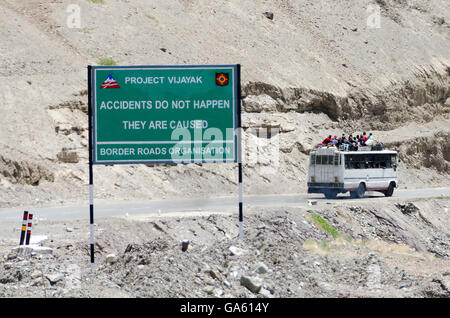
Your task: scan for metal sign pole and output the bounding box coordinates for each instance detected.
[87,64,241,260]
[88,65,95,269]
[236,64,243,240]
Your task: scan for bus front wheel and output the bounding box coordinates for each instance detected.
[384,182,395,197]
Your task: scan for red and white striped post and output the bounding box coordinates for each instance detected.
[25,213,33,245]
[19,211,29,246]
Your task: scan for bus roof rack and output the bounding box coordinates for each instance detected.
[315,143,384,151]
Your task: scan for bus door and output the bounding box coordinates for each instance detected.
[379,154,396,187]
[390,154,398,178]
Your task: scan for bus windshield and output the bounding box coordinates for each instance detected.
[310,153,341,166]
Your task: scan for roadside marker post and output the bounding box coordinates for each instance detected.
[25,213,33,246]
[87,64,243,268]
[19,211,29,246]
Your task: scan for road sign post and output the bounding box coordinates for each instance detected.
[87,64,242,268]
[88,65,95,269]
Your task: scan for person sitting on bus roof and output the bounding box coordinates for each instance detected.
[338,134,346,147]
[348,135,357,150]
[340,134,350,151]
[322,135,332,145]
[355,133,364,146]
[332,136,338,145]
[362,132,368,142]
[344,144,350,151]
[347,135,353,149]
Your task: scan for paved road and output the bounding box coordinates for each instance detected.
[0,187,449,223]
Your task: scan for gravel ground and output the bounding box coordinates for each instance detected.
[1,198,449,298]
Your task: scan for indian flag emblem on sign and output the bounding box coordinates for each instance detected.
[100,74,120,88]
[215,72,229,86]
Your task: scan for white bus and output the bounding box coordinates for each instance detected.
[307,146,398,199]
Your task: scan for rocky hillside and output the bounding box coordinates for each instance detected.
[0,0,449,207]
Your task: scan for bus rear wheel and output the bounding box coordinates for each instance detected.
[384,182,395,197]
[350,183,365,198]
[324,190,338,199]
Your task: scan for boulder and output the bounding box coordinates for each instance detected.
[106,254,118,264]
[263,12,274,20]
[255,263,269,274]
[240,275,263,293]
[46,273,63,285]
[229,246,247,256]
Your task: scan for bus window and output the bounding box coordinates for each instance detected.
[328,155,334,165]
[310,154,315,166]
[344,155,351,169]
[385,155,392,168]
[334,154,340,165]
[391,155,397,166]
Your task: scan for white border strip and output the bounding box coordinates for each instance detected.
[97,140,234,145]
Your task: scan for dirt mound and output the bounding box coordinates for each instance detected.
[385,132,450,173]
[0,199,449,298]
[0,153,54,186]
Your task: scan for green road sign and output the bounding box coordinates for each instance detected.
[90,65,240,164]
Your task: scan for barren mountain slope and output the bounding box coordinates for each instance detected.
[0,0,449,207]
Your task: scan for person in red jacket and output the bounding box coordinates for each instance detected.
[360,132,368,146]
[322,135,332,145]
